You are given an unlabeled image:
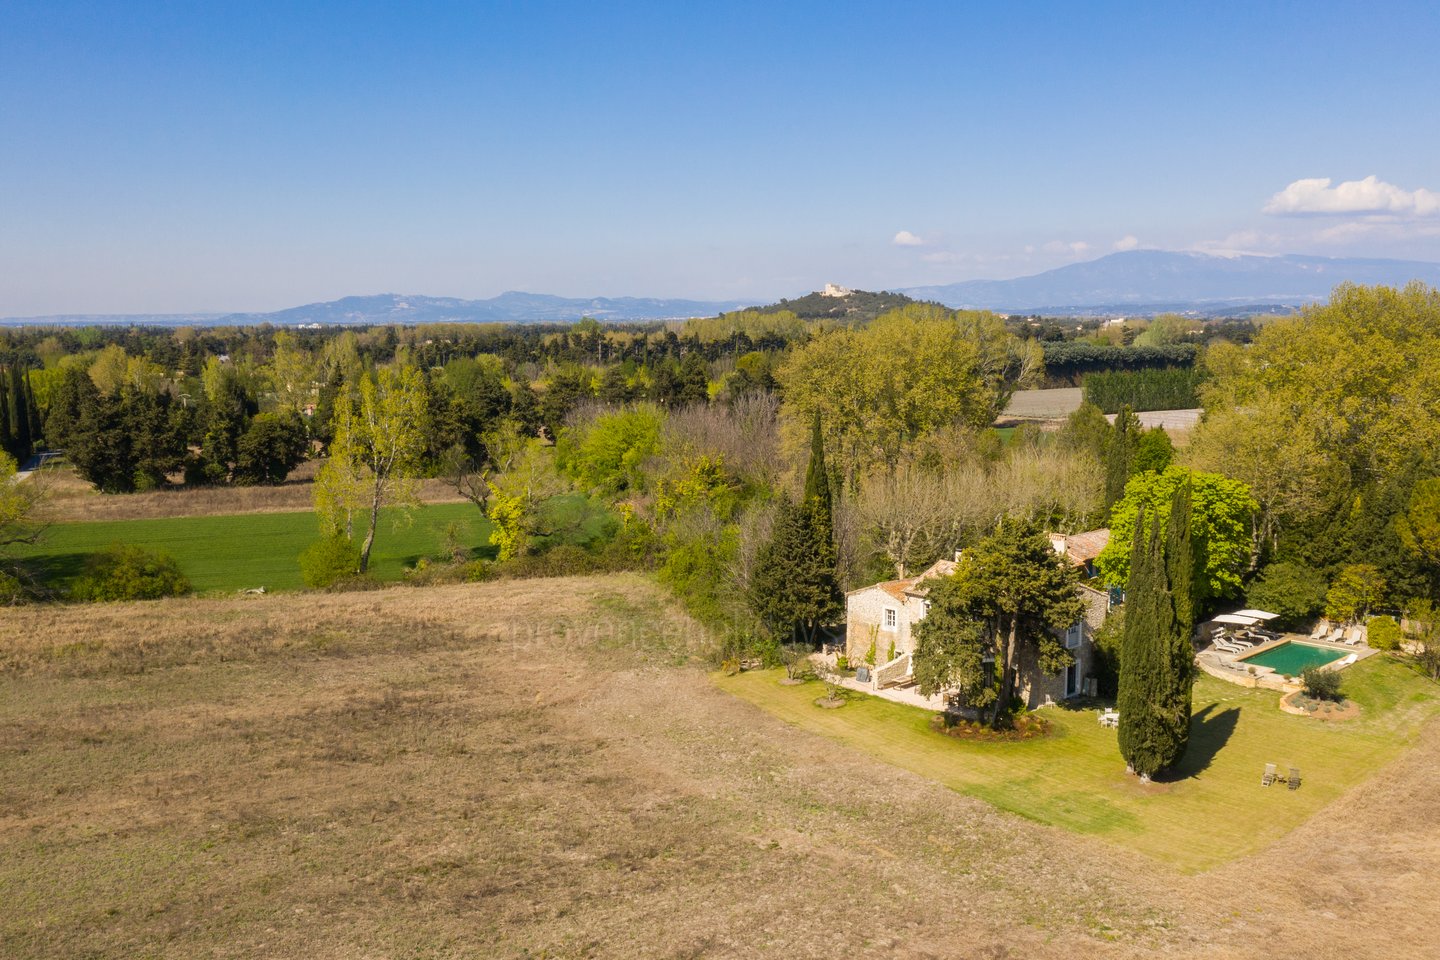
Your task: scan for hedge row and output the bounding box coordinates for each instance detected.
[1042,343,1197,386]
[1082,367,1204,413]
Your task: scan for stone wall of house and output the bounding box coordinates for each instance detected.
[844,587,924,664]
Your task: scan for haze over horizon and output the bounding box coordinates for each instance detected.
[5,0,1440,315]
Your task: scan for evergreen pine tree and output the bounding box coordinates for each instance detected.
[748,424,841,645]
[1117,507,1174,779]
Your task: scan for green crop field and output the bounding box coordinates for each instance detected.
[11,494,615,594]
[717,656,1440,872]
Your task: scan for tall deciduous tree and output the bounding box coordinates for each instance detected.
[1396,477,1440,585]
[912,518,1083,728]
[777,304,1038,485]
[315,366,430,572]
[1097,465,1257,610]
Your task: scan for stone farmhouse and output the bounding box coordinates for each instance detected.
[843,530,1112,707]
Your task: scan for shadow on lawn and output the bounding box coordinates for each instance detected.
[1162,704,1241,781]
[20,551,94,592]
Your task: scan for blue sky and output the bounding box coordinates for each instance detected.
[4,1,1440,314]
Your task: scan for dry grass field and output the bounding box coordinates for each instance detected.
[3,576,1440,958]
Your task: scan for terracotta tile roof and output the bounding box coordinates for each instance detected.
[878,579,916,601]
[905,558,958,597]
[1054,528,1110,565]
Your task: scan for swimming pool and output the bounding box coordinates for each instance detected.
[1238,641,1345,677]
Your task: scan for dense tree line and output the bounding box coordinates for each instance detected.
[1041,342,1198,385]
[1082,367,1204,413]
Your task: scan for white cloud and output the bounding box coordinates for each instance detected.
[1192,230,1272,257]
[1113,235,1139,251]
[892,230,924,247]
[1263,175,1440,217]
[1042,240,1090,256]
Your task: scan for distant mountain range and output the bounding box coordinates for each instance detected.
[1,291,761,327]
[898,251,1440,314]
[7,250,1440,327]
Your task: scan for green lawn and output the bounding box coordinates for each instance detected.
[13,495,615,595]
[716,658,1440,872]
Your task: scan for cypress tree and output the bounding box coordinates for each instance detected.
[803,414,832,537]
[1117,507,1174,780]
[748,422,841,645]
[0,373,12,458]
[1104,405,1141,512]
[24,372,42,447]
[1161,475,1197,764]
[9,365,32,459]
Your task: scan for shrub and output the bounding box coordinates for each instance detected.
[1366,614,1402,651]
[299,536,362,589]
[71,546,191,602]
[780,643,813,680]
[0,570,27,605]
[497,544,604,579]
[1325,564,1386,623]
[462,559,494,583]
[1301,666,1343,702]
[1090,606,1124,698]
[1246,561,1328,630]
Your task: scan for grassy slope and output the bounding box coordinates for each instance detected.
[12,493,617,594]
[716,657,1440,872]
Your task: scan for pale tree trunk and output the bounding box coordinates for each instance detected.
[359,475,383,573]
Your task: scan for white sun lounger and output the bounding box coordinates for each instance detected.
[1308,622,1329,640]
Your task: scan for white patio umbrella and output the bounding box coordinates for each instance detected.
[1233,609,1280,621]
[1213,613,1261,626]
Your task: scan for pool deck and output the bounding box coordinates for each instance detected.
[1197,634,1379,692]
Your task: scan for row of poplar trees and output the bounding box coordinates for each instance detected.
[1116,478,1197,780]
[0,364,42,464]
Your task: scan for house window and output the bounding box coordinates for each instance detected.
[883,608,898,630]
[1065,622,1082,649]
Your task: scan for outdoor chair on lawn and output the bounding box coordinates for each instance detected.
[1262,763,1277,787]
[1288,767,1302,791]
